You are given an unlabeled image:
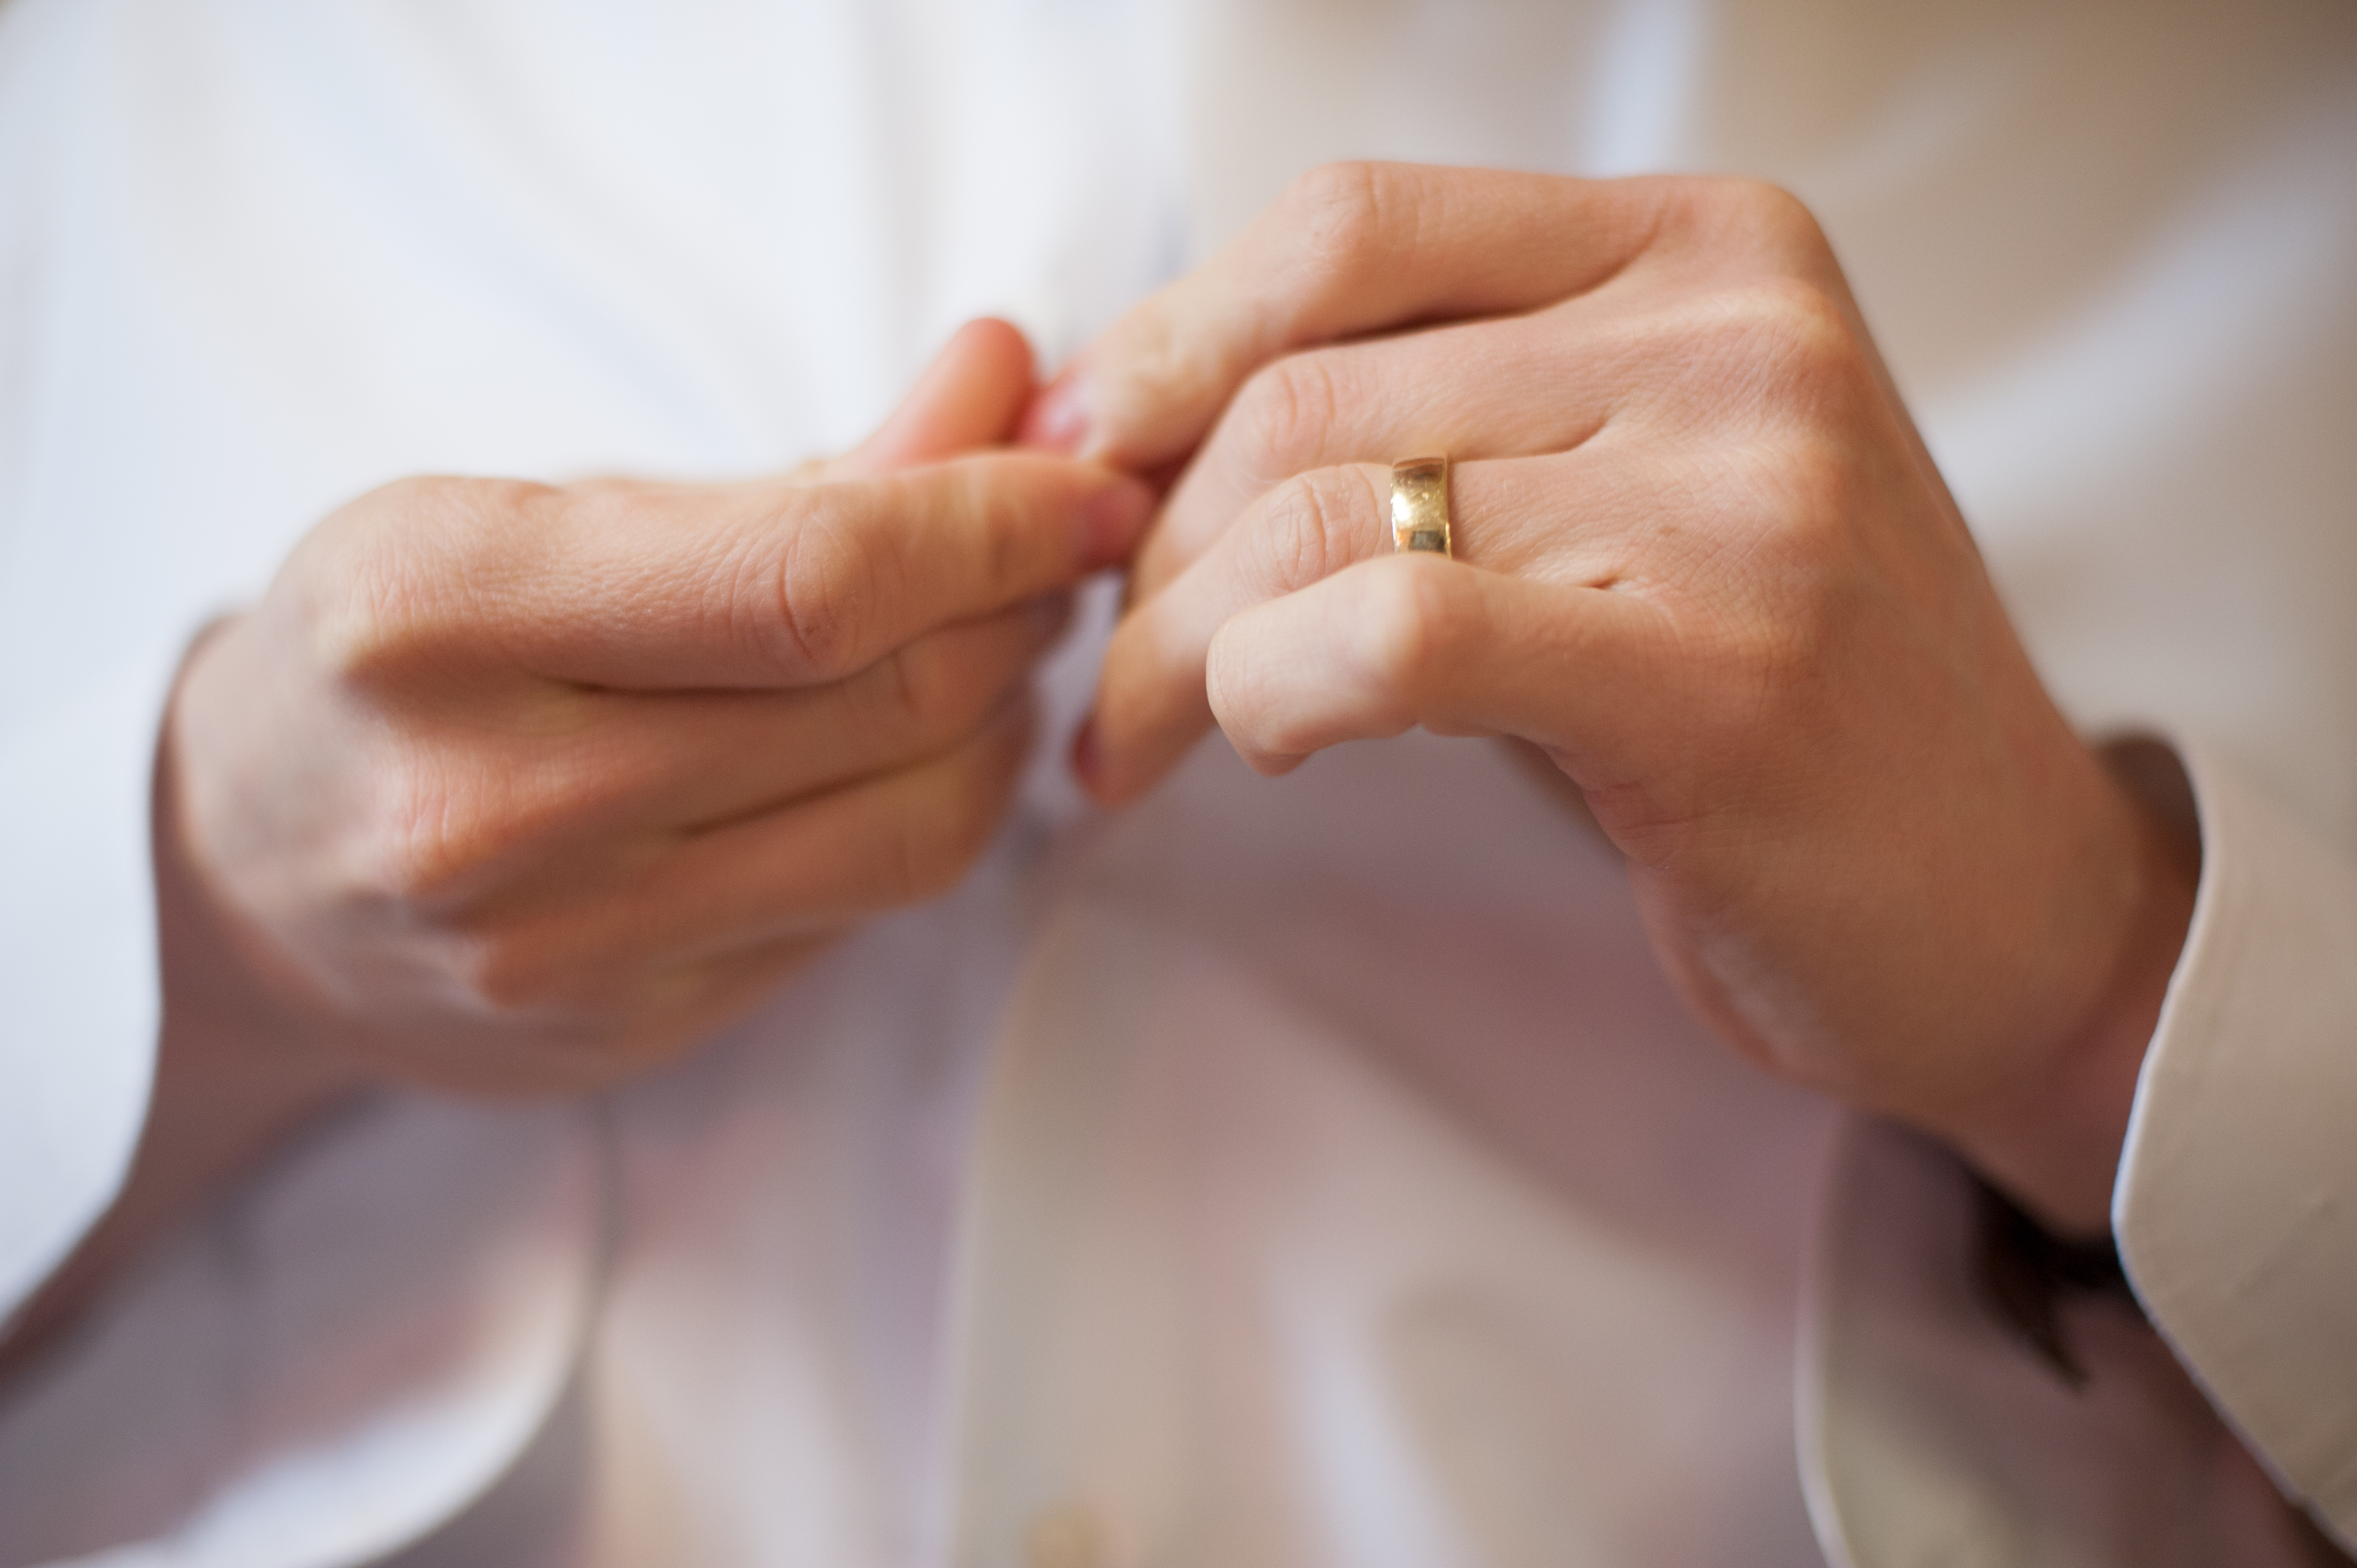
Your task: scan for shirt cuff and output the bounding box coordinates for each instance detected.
[1799,1114,2316,1567]
[0,1093,605,1568]
[1800,735,2357,1565]
[0,644,184,1322]
[2114,737,2357,1550]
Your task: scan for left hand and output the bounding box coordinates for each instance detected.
[1026,163,2198,1235]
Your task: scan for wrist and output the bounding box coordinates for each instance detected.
[1959,740,2201,1236]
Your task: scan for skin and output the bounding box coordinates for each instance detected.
[0,319,1151,1378]
[4,167,2200,1384]
[1028,163,2200,1239]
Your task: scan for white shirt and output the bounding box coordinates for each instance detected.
[2,2,2354,1564]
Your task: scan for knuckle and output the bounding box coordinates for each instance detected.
[1735,275,1853,363]
[1280,159,1402,290]
[1703,277,1871,417]
[361,731,596,913]
[363,756,507,907]
[1104,296,1200,417]
[1283,158,1381,238]
[1773,281,1862,383]
[307,477,547,690]
[765,492,884,681]
[1737,180,1826,245]
[1228,352,1348,482]
[1247,467,1372,595]
[1689,177,1830,259]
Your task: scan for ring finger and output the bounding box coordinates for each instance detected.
[1131,296,1655,600]
[1086,443,1655,803]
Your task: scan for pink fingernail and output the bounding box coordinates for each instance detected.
[1080,478,1152,569]
[1020,372,1093,456]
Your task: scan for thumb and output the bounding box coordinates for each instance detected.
[833,317,1039,477]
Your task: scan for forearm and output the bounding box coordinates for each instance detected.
[1504,727,2198,1240]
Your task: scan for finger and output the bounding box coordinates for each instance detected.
[418,453,1150,690]
[458,596,1066,859]
[610,594,1068,829]
[1082,463,1389,804]
[1019,163,1679,471]
[1130,304,1625,598]
[1203,554,1670,785]
[630,691,1036,956]
[834,317,1038,477]
[447,693,1037,1021]
[605,931,837,1069]
[412,924,840,1097]
[1082,449,1637,804]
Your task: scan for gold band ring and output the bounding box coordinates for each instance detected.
[1390,456,1452,558]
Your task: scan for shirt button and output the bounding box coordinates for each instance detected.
[1025,1503,1108,1568]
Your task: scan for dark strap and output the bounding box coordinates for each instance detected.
[1970,1174,2140,1389]
[1970,1177,2354,1562]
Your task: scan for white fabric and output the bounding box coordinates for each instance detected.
[0,657,172,1324]
[1,1,2353,1565]
[1802,1118,2337,1568]
[0,1100,603,1568]
[2116,741,2357,1535]
[939,731,1828,1568]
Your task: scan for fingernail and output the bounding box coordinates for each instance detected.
[1020,372,1093,456]
[1079,478,1152,569]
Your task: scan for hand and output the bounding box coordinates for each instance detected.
[165,318,1150,1097]
[2,319,1150,1381]
[1033,166,2196,1234]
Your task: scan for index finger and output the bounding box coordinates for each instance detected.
[1021,163,1679,473]
[494,454,1153,690]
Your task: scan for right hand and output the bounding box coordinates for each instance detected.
[162,319,1150,1096]
[1036,167,2194,1236]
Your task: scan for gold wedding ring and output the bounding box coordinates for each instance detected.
[1390,456,1452,558]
